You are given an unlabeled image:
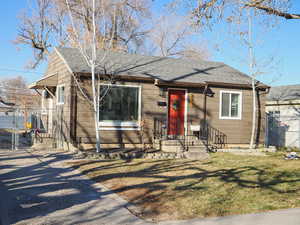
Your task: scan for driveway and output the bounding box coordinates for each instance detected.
[0,149,300,225]
[0,149,150,225]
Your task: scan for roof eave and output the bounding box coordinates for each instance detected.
[28,73,58,89]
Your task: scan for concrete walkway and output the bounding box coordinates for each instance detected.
[0,149,150,225]
[0,149,300,225]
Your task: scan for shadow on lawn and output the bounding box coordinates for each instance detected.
[71,158,300,217]
[1,150,300,224]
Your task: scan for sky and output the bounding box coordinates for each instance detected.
[0,1,299,87]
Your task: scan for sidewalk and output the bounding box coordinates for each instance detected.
[0,149,299,225]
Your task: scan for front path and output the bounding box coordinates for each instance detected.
[0,149,299,225]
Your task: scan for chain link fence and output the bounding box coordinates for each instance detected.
[266,113,300,149]
[0,107,51,150]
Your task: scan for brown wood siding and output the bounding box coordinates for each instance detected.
[206,86,265,145]
[45,51,74,145]
[74,80,266,146]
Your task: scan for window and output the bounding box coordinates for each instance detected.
[57,85,65,104]
[220,91,242,119]
[41,90,47,114]
[269,111,280,118]
[99,84,141,129]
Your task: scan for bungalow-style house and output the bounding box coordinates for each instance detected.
[29,47,268,151]
[266,85,300,148]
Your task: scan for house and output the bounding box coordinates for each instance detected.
[266,85,300,148]
[29,47,268,151]
[0,86,40,131]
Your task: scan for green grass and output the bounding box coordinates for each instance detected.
[68,152,300,221]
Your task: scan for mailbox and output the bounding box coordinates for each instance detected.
[190,125,201,131]
[157,101,167,107]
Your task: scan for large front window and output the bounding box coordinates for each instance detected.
[220,91,242,119]
[99,84,141,128]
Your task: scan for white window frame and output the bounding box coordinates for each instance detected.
[98,84,142,130]
[56,84,65,105]
[219,90,242,120]
[41,90,48,114]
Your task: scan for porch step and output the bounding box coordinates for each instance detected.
[187,146,207,152]
[160,139,206,147]
[184,151,210,160]
[161,145,185,153]
[154,138,207,153]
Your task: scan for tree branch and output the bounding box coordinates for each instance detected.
[245,2,300,19]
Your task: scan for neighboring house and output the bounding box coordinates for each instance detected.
[29,47,268,151]
[1,88,40,130]
[0,100,13,114]
[266,85,300,148]
[0,100,19,129]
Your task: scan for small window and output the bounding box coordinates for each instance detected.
[99,84,141,128]
[41,90,47,114]
[269,111,280,117]
[57,85,65,104]
[220,91,242,119]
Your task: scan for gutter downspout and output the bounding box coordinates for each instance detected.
[202,84,208,148]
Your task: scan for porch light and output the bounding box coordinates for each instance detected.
[159,87,166,98]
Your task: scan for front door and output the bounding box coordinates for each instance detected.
[168,89,186,136]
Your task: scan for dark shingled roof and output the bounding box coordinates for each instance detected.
[267,85,300,101]
[56,47,255,86]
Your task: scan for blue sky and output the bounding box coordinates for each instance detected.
[0,1,299,86]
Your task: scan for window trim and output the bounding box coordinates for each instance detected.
[56,84,65,105]
[41,90,48,114]
[98,84,142,130]
[219,90,242,120]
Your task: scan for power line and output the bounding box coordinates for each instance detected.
[0,85,32,91]
[0,68,43,74]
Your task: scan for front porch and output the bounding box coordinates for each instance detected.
[153,117,227,153]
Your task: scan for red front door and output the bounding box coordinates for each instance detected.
[168,89,186,136]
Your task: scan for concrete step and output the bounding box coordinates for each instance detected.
[188,146,207,152]
[184,151,210,160]
[161,145,185,153]
[161,139,205,147]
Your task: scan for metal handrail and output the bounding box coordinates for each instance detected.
[199,122,227,149]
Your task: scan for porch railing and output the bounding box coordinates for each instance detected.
[153,117,167,139]
[199,122,227,149]
[153,118,227,150]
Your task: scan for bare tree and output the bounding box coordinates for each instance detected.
[14,0,65,68]
[246,9,257,149]
[169,0,298,27]
[15,0,151,68]
[0,76,39,108]
[147,15,210,60]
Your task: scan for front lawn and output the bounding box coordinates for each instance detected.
[67,153,300,221]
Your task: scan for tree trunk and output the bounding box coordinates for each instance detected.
[250,78,256,149]
[91,63,101,152]
[248,8,256,149]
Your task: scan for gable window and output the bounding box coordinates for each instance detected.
[57,85,65,104]
[99,84,141,129]
[220,91,242,119]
